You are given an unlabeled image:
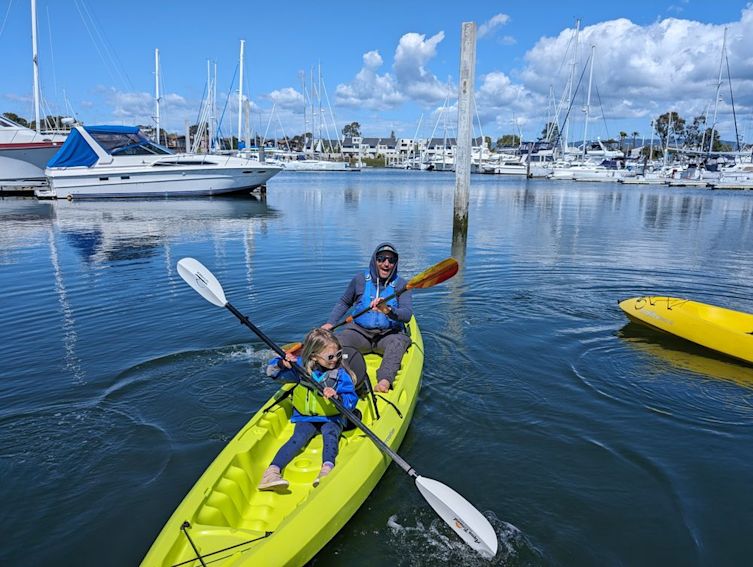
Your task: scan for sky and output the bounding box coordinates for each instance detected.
[2,0,753,144]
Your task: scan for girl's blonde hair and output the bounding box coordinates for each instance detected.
[301,328,357,384]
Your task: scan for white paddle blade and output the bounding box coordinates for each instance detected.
[416,476,498,558]
[177,258,227,307]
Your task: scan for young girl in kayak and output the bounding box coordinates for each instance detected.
[259,328,358,491]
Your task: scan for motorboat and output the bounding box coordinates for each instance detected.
[0,115,65,186]
[40,125,281,199]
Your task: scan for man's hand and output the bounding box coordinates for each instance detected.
[374,379,390,393]
[321,322,334,330]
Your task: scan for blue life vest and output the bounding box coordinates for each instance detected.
[353,271,400,330]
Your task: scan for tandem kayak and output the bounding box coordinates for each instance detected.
[618,296,753,365]
[141,317,424,567]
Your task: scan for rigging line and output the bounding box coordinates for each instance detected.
[0,0,14,41]
[79,0,133,91]
[216,63,239,146]
[725,51,740,152]
[594,83,610,141]
[72,0,120,89]
[552,53,590,150]
[45,4,58,101]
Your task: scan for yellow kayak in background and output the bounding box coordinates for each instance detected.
[618,296,753,365]
[141,317,423,567]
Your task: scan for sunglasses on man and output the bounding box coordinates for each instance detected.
[376,255,396,264]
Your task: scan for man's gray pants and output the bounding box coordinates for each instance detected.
[336,323,412,385]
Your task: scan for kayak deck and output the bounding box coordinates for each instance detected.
[142,318,423,566]
[618,296,753,365]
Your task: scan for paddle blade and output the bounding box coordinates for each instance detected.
[281,342,303,356]
[406,258,459,290]
[177,258,228,307]
[415,476,498,558]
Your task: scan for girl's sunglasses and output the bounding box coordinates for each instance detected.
[318,350,342,362]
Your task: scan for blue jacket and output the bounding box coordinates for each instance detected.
[266,356,358,425]
[326,242,413,329]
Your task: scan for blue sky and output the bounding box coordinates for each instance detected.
[2,1,752,143]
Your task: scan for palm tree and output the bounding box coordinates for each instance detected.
[631,131,639,153]
[619,131,627,151]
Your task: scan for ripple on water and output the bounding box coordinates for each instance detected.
[383,510,542,566]
[102,343,274,441]
[0,402,170,557]
[571,328,753,427]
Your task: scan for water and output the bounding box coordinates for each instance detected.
[2,170,753,566]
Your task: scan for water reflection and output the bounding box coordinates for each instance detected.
[619,322,753,390]
[0,196,277,264]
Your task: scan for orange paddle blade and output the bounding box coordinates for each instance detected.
[406,258,459,290]
[281,341,303,356]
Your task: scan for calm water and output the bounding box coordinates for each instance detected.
[2,170,753,566]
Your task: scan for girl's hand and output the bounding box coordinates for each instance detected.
[323,386,338,400]
[280,352,296,369]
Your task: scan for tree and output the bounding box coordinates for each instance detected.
[539,122,559,142]
[631,131,639,150]
[619,131,628,151]
[389,130,396,140]
[342,122,361,138]
[2,112,29,127]
[684,115,706,149]
[703,128,730,152]
[496,134,520,148]
[654,111,686,148]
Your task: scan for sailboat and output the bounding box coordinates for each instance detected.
[0,0,66,188]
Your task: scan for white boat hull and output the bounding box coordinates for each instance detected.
[42,164,281,199]
[0,144,61,182]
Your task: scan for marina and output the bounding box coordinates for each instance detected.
[4,1,753,565]
[2,171,753,565]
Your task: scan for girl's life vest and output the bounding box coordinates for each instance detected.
[353,271,401,330]
[291,368,341,417]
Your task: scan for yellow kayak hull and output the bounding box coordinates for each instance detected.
[619,296,753,365]
[141,318,423,567]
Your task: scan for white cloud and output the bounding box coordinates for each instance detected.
[508,10,753,139]
[393,31,451,104]
[267,87,304,110]
[478,13,511,38]
[335,50,405,110]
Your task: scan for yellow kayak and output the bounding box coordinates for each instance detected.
[141,317,424,567]
[618,296,753,365]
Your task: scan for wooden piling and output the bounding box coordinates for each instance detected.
[453,22,476,241]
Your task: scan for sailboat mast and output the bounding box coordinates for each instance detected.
[708,27,727,154]
[154,48,161,145]
[237,40,245,148]
[31,0,41,133]
[582,45,595,161]
[564,18,580,154]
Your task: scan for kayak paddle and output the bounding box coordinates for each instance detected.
[284,257,459,355]
[176,257,497,559]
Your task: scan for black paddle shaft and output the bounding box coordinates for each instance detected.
[224,302,417,477]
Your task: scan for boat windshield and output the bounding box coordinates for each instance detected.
[89,131,172,156]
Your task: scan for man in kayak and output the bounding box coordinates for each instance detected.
[323,243,413,393]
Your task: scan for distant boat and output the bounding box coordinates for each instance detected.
[0,115,65,186]
[40,125,281,199]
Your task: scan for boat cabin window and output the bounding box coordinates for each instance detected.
[90,131,172,156]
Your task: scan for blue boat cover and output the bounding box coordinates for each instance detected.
[47,128,98,168]
[47,125,141,168]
